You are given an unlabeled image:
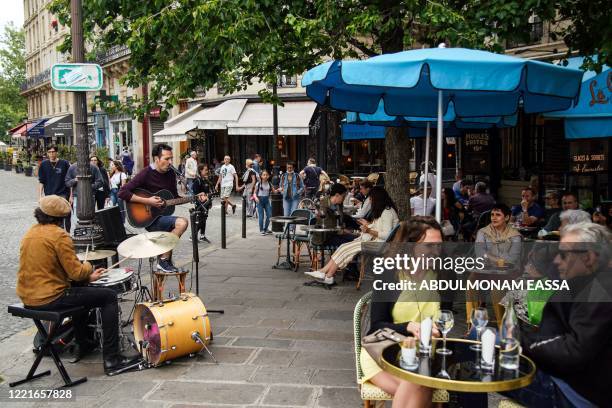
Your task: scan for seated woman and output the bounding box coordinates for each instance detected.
[362,217,443,408]
[305,186,399,284]
[470,203,522,324]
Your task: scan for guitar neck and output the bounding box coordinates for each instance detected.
[165,196,192,206]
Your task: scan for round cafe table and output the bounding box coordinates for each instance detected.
[270,216,307,270]
[380,338,535,393]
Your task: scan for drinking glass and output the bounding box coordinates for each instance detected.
[435,310,454,355]
[400,338,418,370]
[499,337,521,370]
[470,307,489,351]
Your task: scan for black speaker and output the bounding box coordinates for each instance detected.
[95,206,127,245]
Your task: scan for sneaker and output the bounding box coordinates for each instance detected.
[199,235,211,243]
[260,231,266,236]
[324,276,335,285]
[232,204,237,214]
[157,258,179,273]
[304,270,326,280]
[264,230,273,235]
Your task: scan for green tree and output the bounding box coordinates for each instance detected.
[48,0,610,217]
[0,23,27,143]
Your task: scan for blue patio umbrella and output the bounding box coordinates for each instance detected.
[302,46,584,221]
[346,100,518,215]
[544,57,611,139]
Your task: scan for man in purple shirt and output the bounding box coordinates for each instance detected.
[468,182,496,217]
[119,144,205,272]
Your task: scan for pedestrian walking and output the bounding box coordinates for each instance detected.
[279,161,303,216]
[91,155,111,211]
[215,155,239,214]
[192,164,213,243]
[120,147,134,176]
[185,151,198,194]
[252,153,262,175]
[65,160,104,224]
[109,160,128,223]
[37,145,71,232]
[300,158,327,200]
[254,169,274,235]
[239,159,259,217]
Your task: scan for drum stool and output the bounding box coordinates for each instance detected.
[153,270,189,301]
[7,303,87,388]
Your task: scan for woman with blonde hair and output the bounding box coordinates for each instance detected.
[361,216,443,408]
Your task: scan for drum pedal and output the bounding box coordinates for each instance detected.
[191,332,217,364]
[106,358,146,376]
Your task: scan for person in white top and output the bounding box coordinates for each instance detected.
[215,155,239,214]
[410,182,436,216]
[305,187,400,284]
[185,151,198,193]
[109,160,128,222]
[353,180,373,220]
[419,162,437,197]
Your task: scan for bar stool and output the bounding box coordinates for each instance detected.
[153,270,188,300]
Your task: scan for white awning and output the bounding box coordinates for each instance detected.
[193,99,247,129]
[153,104,203,142]
[227,101,317,135]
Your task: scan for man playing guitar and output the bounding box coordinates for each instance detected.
[119,143,208,273]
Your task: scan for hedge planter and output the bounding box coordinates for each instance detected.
[5,163,12,171]
[24,166,33,177]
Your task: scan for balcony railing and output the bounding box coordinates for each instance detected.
[95,44,131,66]
[506,22,544,49]
[20,68,50,92]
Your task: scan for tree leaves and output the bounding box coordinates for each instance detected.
[0,23,26,141]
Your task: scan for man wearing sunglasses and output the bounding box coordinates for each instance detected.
[38,145,71,231]
[506,222,612,408]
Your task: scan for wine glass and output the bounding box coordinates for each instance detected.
[470,307,489,351]
[435,309,454,355]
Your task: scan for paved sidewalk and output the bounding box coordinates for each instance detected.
[0,224,365,407]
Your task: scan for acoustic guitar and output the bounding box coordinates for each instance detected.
[126,188,216,228]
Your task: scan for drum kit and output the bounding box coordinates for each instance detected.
[75,231,216,372]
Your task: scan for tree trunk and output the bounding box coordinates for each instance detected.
[385,127,412,219]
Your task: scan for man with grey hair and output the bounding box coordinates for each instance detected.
[559,209,591,229]
[467,181,495,217]
[507,222,611,407]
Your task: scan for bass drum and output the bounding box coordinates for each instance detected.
[133,293,212,366]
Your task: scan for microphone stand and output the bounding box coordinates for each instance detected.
[171,165,223,314]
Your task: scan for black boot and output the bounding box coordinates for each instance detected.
[69,341,96,363]
[104,354,141,375]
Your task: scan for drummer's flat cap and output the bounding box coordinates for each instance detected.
[39,195,71,217]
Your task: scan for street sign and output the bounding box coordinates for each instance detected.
[51,63,103,91]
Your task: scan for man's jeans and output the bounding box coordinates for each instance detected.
[27,286,120,359]
[283,197,300,217]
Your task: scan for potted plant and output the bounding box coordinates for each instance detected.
[0,151,5,167]
[24,158,34,176]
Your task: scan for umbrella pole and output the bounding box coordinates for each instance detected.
[435,90,444,223]
[423,122,430,216]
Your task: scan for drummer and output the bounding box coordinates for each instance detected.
[16,195,138,374]
[119,143,208,273]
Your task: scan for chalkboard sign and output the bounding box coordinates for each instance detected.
[570,140,608,173]
[462,132,490,173]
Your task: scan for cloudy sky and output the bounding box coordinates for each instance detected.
[1,0,24,33]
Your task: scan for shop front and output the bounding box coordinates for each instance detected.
[109,113,135,160]
[339,123,386,175]
[43,114,74,146]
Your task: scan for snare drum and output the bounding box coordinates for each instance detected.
[133,293,212,366]
[89,268,134,295]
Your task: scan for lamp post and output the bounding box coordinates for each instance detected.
[71,0,103,248]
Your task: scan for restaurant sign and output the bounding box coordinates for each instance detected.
[570,141,608,173]
[464,133,489,152]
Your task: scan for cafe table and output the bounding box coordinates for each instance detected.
[270,216,307,270]
[301,225,343,288]
[381,338,535,393]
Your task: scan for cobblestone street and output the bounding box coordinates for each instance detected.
[0,170,249,341]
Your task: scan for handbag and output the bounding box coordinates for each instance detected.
[361,328,407,365]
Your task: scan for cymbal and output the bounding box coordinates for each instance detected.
[77,250,117,261]
[117,231,179,259]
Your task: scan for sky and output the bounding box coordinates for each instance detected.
[1,0,24,34]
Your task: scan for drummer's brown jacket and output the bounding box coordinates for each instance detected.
[17,223,92,306]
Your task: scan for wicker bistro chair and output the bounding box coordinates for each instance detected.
[274,209,313,267]
[290,209,316,271]
[354,292,449,407]
[356,224,401,290]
